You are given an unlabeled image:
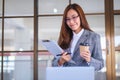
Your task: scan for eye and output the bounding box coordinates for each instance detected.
[72,16,78,19]
[66,18,70,21]
[72,16,77,19]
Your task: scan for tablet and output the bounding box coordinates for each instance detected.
[41,40,63,56]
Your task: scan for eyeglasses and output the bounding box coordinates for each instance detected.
[65,15,79,22]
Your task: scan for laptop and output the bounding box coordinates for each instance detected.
[46,67,95,80]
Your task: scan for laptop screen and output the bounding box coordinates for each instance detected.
[46,67,95,80]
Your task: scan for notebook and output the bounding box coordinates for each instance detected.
[46,67,95,80]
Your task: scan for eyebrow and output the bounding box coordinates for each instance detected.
[66,14,78,18]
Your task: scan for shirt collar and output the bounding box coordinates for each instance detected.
[73,28,84,38]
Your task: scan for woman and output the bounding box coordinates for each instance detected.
[52,3,104,71]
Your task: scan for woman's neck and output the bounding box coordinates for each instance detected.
[74,27,82,34]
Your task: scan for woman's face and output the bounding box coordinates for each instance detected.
[66,9,81,33]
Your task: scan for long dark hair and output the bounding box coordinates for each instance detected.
[58,3,92,49]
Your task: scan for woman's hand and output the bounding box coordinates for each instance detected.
[80,50,91,62]
[58,52,71,66]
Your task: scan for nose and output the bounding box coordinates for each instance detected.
[68,19,74,24]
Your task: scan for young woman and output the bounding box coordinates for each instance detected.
[52,3,104,71]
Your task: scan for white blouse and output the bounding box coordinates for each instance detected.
[70,29,84,57]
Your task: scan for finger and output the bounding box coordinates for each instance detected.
[81,53,90,59]
[62,52,68,55]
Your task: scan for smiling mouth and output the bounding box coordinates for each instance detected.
[71,25,76,28]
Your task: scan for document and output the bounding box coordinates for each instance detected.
[41,40,64,56]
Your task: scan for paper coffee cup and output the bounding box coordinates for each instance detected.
[80,45,89,52]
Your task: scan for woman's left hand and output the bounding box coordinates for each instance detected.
[80,50,91,62]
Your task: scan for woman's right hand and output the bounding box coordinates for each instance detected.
[58,52,71,66]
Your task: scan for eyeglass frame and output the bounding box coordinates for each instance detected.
[65,15,79,23]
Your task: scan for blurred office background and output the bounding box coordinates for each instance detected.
[0,0,120,80]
